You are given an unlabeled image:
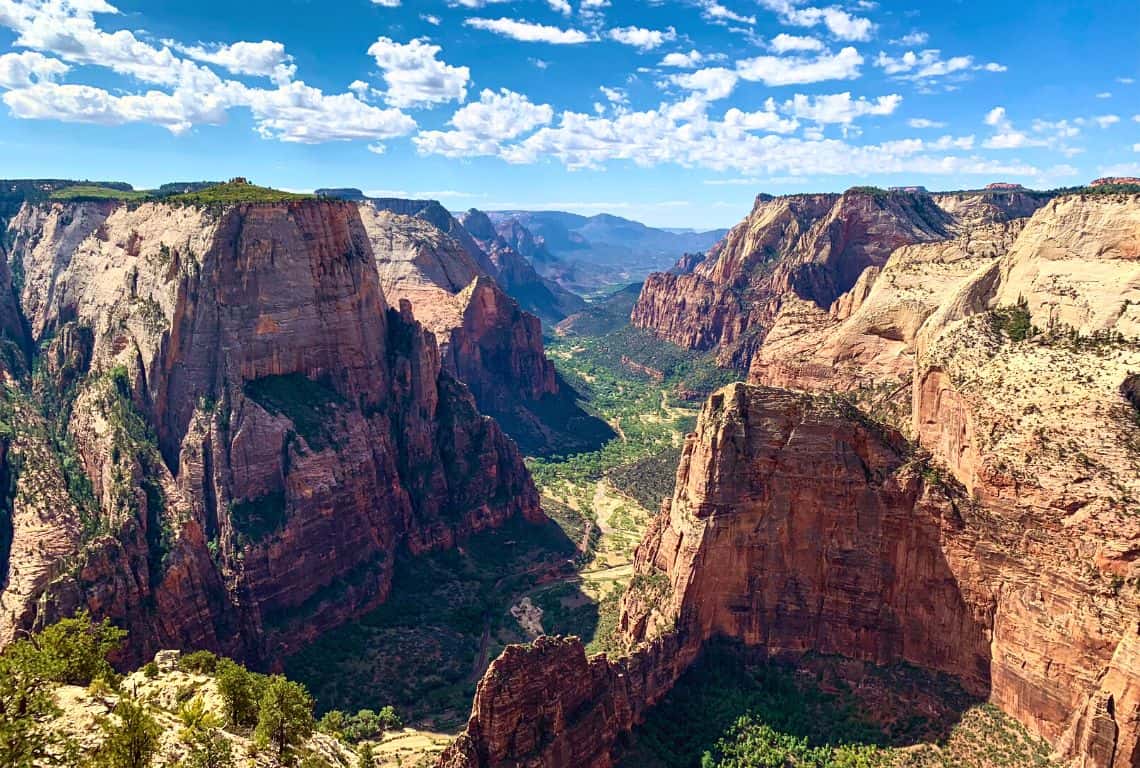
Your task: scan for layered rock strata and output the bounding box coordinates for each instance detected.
[0,199,542,664]
[443,192,1140,768]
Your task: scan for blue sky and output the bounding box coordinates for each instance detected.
[0,0,1136,228]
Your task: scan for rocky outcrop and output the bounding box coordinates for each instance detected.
[0,198,542,665]
[362,203,610,455]
[444,192,1140,768]
[460,209,585,325]
[632,188,1052,371]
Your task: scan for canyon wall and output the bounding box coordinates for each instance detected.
[362,203,610,455]
[632,188,1052,371]
[0,198,542,665]
[443,192,1140,768]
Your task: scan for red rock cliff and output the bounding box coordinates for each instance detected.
[0,199,542,665]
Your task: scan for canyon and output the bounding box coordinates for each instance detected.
[0,197,542,666]
[440,189,1140,768]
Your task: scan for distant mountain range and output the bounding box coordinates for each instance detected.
[486,210,727,296]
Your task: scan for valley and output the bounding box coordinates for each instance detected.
[0,179,1137,768]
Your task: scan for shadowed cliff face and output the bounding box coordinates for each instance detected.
[441,378,1139,768]
[0,199,542,665]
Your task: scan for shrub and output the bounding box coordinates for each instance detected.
[142,661,158,679]
[179,650,219,675]
[29,610,127,686]
[95,698,161,768]
[215,658,267,730]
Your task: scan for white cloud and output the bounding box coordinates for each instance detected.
[782,92,902,124]
[175,40,295,85]
[367,37,470,108]
[0,0,416,143]
[697,1,756,25]
[757,1,874,41]
[1096,91,1112,99]
[892,31,928,46]
[671,67,739,100]
[414,88,552,157]
[768,34,824,53]
[982,107,1082,155]
[737,46,863,86]
[908,117,945,128]
[1133,143,1140,152]
[464,18,594,44]
[875,49,975,81]
[608,26,677,51]
[599,85,628,105]
[371,0,401,5]
[547,0,571,13]
[0,51,68,89]
[660,50,707,68]
[421,14,442,25]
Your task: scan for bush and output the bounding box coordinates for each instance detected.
[215,659,267,730]
[142,662,158,679]
[179,650,219,674]
[29,610,127,686]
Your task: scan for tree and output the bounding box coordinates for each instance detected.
[32,610,127,686]
[254,675,315,760]
[316,710,347,740]
[356,743,375,768]
[179,696,232,768]
[96,698,161,768]
[215,658,265,730]
[0,639,57,768]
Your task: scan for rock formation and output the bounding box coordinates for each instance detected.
[442,191,1140,768]
[0,198,542,665]
[361,203,611,455]
[631,187,1053,371]
[459,209,585,325]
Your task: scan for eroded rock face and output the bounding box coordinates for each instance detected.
[362,203,608,455]
[632,189,1052,371]
[460,209,585,325]
[0,199,542,665]
[444,193,1140,768]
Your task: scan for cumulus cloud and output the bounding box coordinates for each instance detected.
[0,0,417,143]
[0,51,69,89]
[769,34,824,53]
[464,18,594,44]
[737,46,863,86]
[781,92,902,124]
[414,88,553,157]
[756,1,874,41]
[908,117,945,128]
[174,40,295,84]
[875,49,1005,83]
[367,37,470,108]
[608,26,677,51]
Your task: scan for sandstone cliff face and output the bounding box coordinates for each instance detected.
[460,209,585,325]
[442,193,1140,768]
[633,189,1050,371]
[0,199,542,665]
[362,203,608,455]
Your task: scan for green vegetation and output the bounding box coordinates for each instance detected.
[94,698,162,768]
[318,707,402,743]
[243,373,344,452]
[285,515,580,726]
[990,298,1036,342]
[0,611,126,767]
[50,185,151,202]
[254,675,316,760]
[228,491,288,547]
[167,179,315,205]
[621,643,1057,768]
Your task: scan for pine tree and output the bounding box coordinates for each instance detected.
[253,675,315,760]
